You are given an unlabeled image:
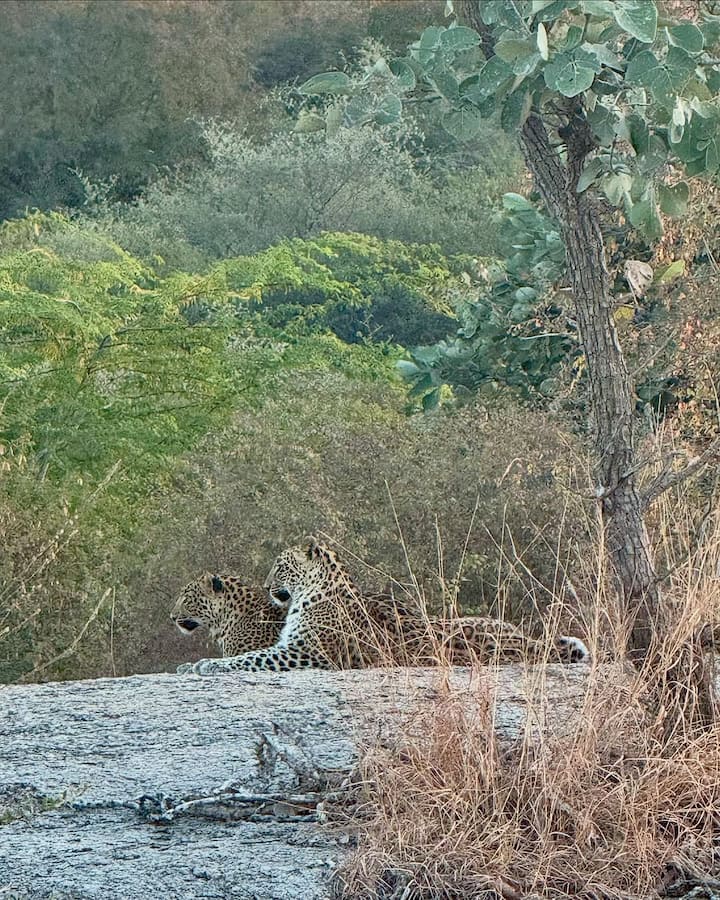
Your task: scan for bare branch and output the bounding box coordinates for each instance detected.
[641,436,720,511]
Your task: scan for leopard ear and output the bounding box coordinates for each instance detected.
[200,572,215,592]
[303,535,321,559]
[212,575,225,593]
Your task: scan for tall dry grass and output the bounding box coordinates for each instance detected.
[332,471,720,899]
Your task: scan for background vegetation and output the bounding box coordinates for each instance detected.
[0,0,717,696]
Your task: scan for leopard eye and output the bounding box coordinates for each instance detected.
[212,576,224,593]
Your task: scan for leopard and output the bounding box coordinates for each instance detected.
[177,539,589,676]
[171,572,286,657]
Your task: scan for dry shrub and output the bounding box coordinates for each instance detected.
[336,682,720,899]
[333,485,720,899]
[123,372,590,675]
[0,458,121,683]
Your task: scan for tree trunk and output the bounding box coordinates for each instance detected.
[456,0,660,658]
[519,114,660,660]
[456,0,717,733]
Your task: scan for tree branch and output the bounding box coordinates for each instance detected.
[641,435,720,511]
[455,0,495,58]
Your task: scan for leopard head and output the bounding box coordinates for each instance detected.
[171,573,264,637]
[264,537,348,608]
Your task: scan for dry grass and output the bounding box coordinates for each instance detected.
[332,482,720,900]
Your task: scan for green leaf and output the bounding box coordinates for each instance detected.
[440,25,480,52]
[580,40,621,70]
[473,56,514,99]
[637,134,668,174]
[500,89,532,132]
[705,135,720,173]
[509,302,532,323]
[432,71,460,100]
[502,193,534,212]
[298,72,353,95]
[601,172,632,206]
[389,59,416,91]
[422,387,441,411]
[586,104,617,146]
[626,47,696,107]
[629,189,663,239]
[576,157,604,192]
[537,23,549,61]
[513,286,538,303]
[627,113,649,155]
[674,114,717,165]
[412,26,445,65]
[543,49,601,97]
[562,25,585,51]
[344,94,374,125]
[668,23,704,55]
[495,38,535,63]
[374,95,402,125]
[419,26,444,49]
[396,359,421,377]
[580,0,618,15]
[612,0,657,44]
[655,259,685,283]
[658,181,689,217]
[442,105,484,141]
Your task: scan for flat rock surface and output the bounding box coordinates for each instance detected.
[0,665,593,899]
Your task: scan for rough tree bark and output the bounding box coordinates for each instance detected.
[457,1,717,731]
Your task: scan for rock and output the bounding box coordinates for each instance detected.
[0,665,593,899]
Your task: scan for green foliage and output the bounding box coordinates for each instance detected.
[0,218,476,681]
[300,1,720,243]
[212,232,460,346]
[402,193,571,403]
[297,0,720,411]
[0,229,240,497]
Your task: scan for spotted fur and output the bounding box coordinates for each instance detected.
[177,540,589,676]
[171,573,285,656]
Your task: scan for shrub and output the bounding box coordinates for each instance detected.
[124,372,589,676]
[334,493,720,899]
[82,121,519,268]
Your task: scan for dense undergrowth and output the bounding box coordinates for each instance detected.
[0,214,578,682]
[330,476,720,899]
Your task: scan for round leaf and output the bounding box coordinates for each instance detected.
[668,23,704,54]
[658,181,689,218]
[442,105,484,141]
[543,49,601,97]
[612,0,657,44]
[298,72,353,96]
[389,59,416,91]
[374,94,403,125]
[439,25,480,52]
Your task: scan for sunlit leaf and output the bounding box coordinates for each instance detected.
[298,72,353,95]
[612,0,657,44]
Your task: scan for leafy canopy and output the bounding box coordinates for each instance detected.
[300,0,720,241]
